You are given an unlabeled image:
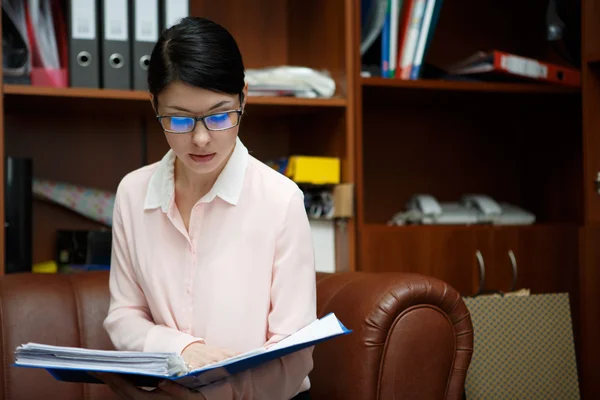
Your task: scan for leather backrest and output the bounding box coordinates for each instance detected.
[311,272,473,400]
[0,272,118,400]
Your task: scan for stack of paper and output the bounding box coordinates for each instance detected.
[13,313,350,389]
[15,344,188,376]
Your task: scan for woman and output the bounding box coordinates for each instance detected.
[96,16,317,400]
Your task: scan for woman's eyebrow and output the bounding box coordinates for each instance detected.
[206,100,234,112]
[163,100,234,114]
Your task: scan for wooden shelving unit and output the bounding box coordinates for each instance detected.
[354,0,594,397]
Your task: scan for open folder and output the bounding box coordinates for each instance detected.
[14,313,350,391]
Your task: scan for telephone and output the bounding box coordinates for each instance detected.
[389,194,536,226]
[460,194,502,223]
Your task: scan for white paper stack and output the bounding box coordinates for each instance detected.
[15,343,188,376]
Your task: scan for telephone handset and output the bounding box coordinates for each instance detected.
[406,194,442,217]
[461,194,502,223]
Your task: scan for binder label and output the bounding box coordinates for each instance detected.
[104,0,129,41]
[72,0,97,40]
[165,0,190,29]
[135,0,159,42]
[501,55,548,79]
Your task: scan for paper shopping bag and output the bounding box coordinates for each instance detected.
[462,292,580,399]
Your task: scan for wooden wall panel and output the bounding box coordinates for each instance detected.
[189,0,288,69]
[0,11,4,275]
[287,0,347,96]
[582,67,600,222]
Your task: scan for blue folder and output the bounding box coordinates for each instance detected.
[15,314,351,391]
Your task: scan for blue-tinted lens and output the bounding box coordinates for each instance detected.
[164,117,195,132]
[204,112,237,130]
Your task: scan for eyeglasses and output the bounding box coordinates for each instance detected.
[156,108,243,133]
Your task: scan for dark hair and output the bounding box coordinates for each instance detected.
[147,17,245,103]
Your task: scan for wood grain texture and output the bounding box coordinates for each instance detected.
[190,0,288,69]
[579,226,600,399]
[343,0,357,271]
[0,12,4,275]
[288,0,347,97]
[582,0,600,224]
[353,0,366,269]
[360,224,579,298]
[580,2,600,398]
[583,0,600,62]
[360,225,483,296]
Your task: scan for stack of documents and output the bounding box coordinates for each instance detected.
[15,344,188,376]
[14,313,350,390]
[245,67,336,98]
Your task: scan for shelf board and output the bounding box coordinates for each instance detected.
[3,84,150,100]
[2,84,346,107]
[361,77,580,94]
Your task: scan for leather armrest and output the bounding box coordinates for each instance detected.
[311,272,473,400]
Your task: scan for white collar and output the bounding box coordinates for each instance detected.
[144,137,249,212]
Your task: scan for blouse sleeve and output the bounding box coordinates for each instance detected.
[199,188,317,399]
[103,187,203,355]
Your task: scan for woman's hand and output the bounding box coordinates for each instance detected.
[93,373,206,400]
[181,342,239,370]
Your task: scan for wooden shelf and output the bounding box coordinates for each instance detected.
[3,84,150,100]
[2,84,346,107]
[361,77,580,93]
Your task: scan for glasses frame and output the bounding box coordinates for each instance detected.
[156,107,244,134]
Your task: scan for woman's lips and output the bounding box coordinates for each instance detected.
[189,153,216,164]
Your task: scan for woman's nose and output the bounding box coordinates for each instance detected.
[191,123,211,147]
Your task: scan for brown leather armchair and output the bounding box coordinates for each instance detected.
[0,271,473,399]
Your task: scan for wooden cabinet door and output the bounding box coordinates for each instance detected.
[360,225,487,296]
[481,225,579,295]
[513,225,579,295]
[483,227,520,293]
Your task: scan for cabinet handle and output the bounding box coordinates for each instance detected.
[475,250,486,295]
[508,249,518,292]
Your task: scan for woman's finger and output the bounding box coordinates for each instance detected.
[218,348,239,359]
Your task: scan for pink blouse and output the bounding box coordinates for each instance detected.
[103,137,317,398]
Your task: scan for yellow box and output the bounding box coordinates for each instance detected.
[285,156,340,185]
